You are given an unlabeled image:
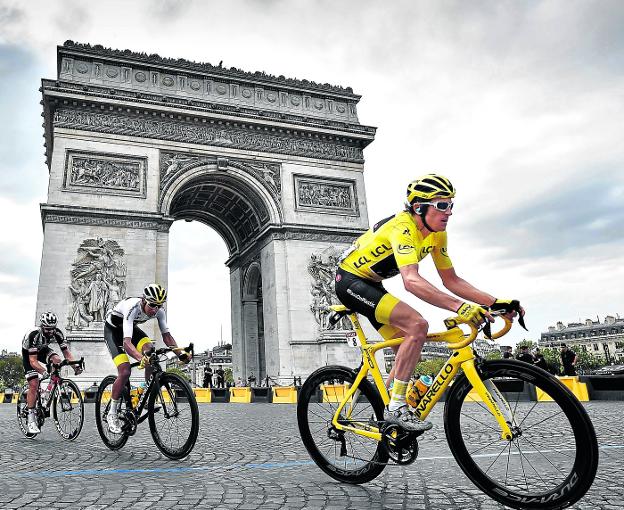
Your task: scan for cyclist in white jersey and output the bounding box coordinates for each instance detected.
[103,283,191,433]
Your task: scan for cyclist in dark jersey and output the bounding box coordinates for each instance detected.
[103,283,191,433]
[336,174,524,432]
[21,312,83,434]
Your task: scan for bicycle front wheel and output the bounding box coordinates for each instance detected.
[444,360,598,510]
[95,375,131,450]
[52,379,84,441]
[297,365,388,484]
[148,373,199,460]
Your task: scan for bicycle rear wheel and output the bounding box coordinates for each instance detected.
[16,385,38,439]
[297,365,388,484]
[95,375,131,450]
[444,360,598,510]
[52,379,84,441]
[148,373,199,459]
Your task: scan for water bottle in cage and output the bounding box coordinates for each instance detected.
[406,375,433,407]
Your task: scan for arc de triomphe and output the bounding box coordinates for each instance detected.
[36,41,376,384]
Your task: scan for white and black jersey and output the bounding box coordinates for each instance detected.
[106,297,169,338]
[22,327,68,356]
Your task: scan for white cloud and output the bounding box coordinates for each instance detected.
[0,0,622,356]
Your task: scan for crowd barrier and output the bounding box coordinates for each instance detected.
[2,376,621,404]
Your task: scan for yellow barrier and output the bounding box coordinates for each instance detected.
[194,388,212,403]
[321,384,350,403]
[537,376,589,402]
[12,392,19,404]
[230,387,252,403]
[272,386,297,404]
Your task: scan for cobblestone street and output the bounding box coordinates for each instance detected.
[0,402,622,509]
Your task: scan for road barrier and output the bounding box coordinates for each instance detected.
[579,375,624,400]
[229,387,252,403]
[194,388,212,403]
[537,376,589,402]
[251,387,271,403]
[272,386,297,404]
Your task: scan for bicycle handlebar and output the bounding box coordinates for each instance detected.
[47,357,85,373]
[130,343,194,369]
[444,313,513,349]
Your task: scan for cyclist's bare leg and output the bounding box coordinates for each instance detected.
[27,377,39,408]
[388,301,428,381]
[112,362,131,400]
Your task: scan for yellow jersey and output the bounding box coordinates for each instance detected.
[339,211,453,281]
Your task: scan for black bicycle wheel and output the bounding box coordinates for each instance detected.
[16,385,37,439]
[95,375,131,450]
[148,373,199,460]
[444,360,598,510]
[52,379,84,441]
[297,365,388,484]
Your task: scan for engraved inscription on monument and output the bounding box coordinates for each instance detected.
[67,238,127,331]
[295,175,358,215]
[63,151,147,197]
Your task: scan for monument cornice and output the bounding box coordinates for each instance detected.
[60,41,359,98]
[40,203,174,232]
[41,80,376,137]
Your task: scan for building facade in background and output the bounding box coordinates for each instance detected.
[539,315,624,365]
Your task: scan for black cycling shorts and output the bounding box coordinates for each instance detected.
[104,318,153,367]
[22,347,56,380]
[334,268,401,339]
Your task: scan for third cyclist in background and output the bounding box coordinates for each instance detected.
[335,174,525,433]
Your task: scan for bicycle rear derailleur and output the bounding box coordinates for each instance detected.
[381,424,419,465]
[121,411,138,436]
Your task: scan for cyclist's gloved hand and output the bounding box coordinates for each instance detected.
[456,302,489,328]
[73,365,83,376]
[489,299,527,330]
[177,350,191,364]
[40,370,49,380]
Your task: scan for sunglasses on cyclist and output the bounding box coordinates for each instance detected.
[419,201,454,212]
[145,301,163,309]
[42,327,55,333]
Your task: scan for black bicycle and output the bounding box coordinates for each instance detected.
[17,358,85,440]
[94,344,199,460]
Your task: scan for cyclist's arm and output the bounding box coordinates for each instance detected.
[162,331,177,348]
[29,354,47,376]
[437,267,496,306]
[123,337,144,361]
[399,263,463,312]
[56,330,75,362]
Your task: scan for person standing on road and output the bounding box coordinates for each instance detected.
[560,344,578,376]
[516,345,534,364]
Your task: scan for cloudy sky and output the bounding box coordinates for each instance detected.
[1,0,623,355]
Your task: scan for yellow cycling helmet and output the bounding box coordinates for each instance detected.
[406,174,456,205]
[143,283,167,305]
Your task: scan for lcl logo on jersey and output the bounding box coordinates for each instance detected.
[419,246,434,258]
[397,244,414,255]
[441,247,449,257]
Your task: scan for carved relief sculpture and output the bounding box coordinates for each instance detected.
[64,151,146,197]
[67,238,127,330]
[295,175,358,215]
[308,247,351,332]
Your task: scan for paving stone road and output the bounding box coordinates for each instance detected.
[0,401,621,509]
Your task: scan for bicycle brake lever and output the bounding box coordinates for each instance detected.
[482,321,492,339]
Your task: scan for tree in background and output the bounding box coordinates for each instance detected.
[166,367,191,382]
[575,349,603,373]
[413,358,447,377]
[0,356,24,391]
[540,347,562,375]
[224,367,234,385]
[485,350,502,360]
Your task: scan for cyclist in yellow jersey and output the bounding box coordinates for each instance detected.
[335,174,524,432]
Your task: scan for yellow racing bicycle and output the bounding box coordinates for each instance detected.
[297,305,598,510]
